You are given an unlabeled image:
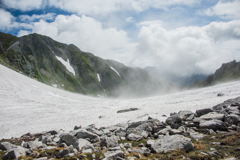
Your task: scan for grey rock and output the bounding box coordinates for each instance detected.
[169,129,183,135]
[158,128,169,135]
[132,148,151,156]
[47,130,58,135]
[208,151,219,156]
[117,108,138,113]
[58,145,73,158]
[190,133,205,140]
[127,133,143,141]
[73,139,91,151]
[217,93,224,97]
[82,148,92,153]
[104,150,124,160]
[42,135,52,144]
[75,129,100,143]
[224,114,240,126]
[0,142,17,151]
[152,135,194,153]
[127,121,142,128]
[59,133,77,146]
[186,114,195,121]
[199,119,228,131]
[100,136,119,148]
[23,141,46,150]
[2,146,26,160]
[165,116,181,125]
[178,110,193,120]
[196,108,213,117]
[200,112,225,120]
[224,158,237,160]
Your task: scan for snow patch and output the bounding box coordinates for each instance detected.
[97,73,101,82]
[7,41,20,51]
[1,64,240,139]
[55,55,75,76]
[110,66,121,77]
[52,84,57,88]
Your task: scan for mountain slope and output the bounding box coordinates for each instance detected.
[0,32,178,97]
[1,63,240,139]
[193,60,240,87]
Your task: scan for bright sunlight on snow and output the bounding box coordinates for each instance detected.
[0,64,240,139]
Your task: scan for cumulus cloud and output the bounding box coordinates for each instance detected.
[204,0,240,19]
[2,0,44,11]
[132,20,240,76]
[17,30,31,37]
[30,14,136,62]
[19,13,56,22]
[0,9,15,30]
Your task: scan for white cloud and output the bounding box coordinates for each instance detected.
[19,13,56,22]
[48,0,199,16]
[125,17,135,23]
[131,20,240,76]
[17,30,31,37]
[0,9,15,30]
[2,0,44,11]
[31,14,137,63]
[204,0,240,19]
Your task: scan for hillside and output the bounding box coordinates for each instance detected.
[192,60,240,87]
[0,32,178,97]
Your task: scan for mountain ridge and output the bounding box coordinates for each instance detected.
[191,60,240,87]
[0,32,179,97]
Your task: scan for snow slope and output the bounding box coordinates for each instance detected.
[0,64,240,139]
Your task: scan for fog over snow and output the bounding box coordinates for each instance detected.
[1,64,240,139]
[0,0,240,76]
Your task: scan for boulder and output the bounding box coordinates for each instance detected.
[152,135,194,153]
[58,145,74,158]
[2,146,26,160]
[131,148,151,156]
[190,133,205,140]
[73,139,91,151]
[100,136,119,148]
[224,114,240,126]
[59,133,77,146]
[199,119,228,131]
[200,112,225,121]
[104,147,124,160]
[23,141,46,150]
[165,116,181,125]
[196,108,213,117]
[42,135,53,144]
[127,133,143,141]
[177,110,193,120]
[75,129,100,143]
[0,142,17,151]
[47,130,58,135]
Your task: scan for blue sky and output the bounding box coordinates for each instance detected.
[0,0,240,76]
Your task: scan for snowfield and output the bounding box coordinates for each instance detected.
[0,64,240,139]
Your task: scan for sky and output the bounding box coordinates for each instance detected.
[0,0,240,76]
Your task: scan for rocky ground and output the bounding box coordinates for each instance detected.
[1,96,240,160]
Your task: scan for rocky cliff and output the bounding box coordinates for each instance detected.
[191,60,240,87]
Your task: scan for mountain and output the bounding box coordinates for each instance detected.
[192,60,240,87]
[144,66,208,86]
[0,32,178,97]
